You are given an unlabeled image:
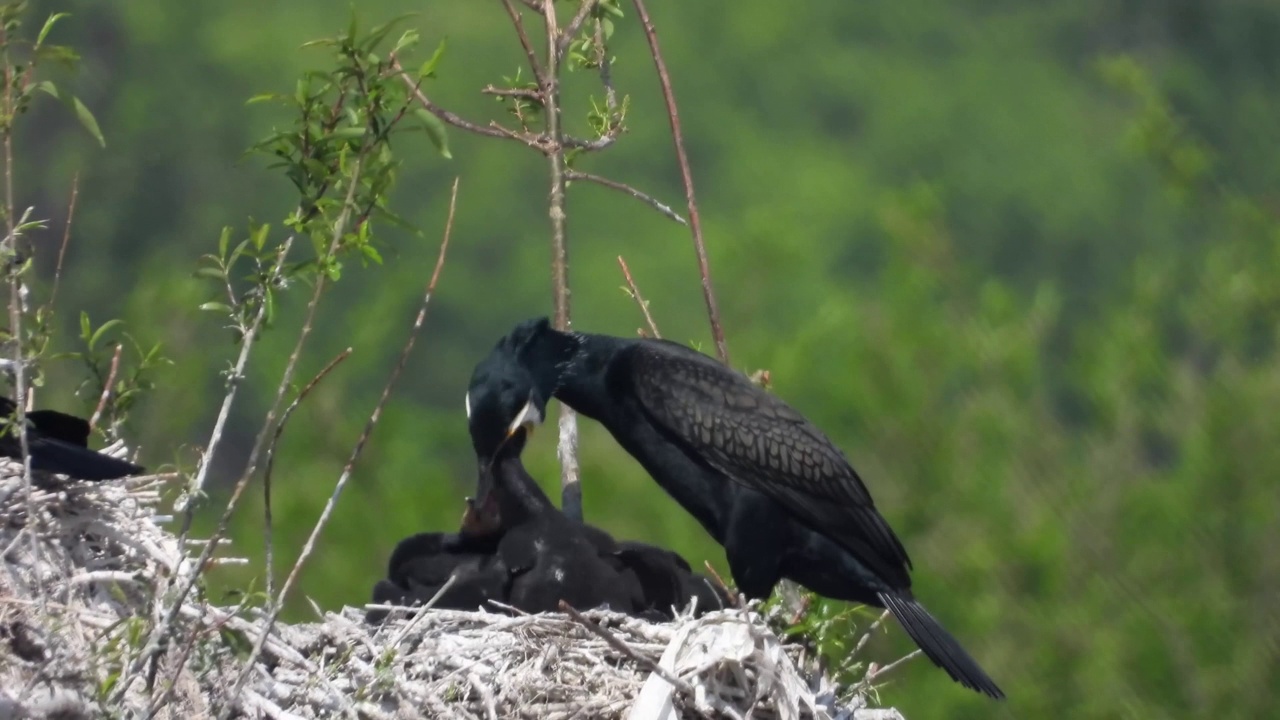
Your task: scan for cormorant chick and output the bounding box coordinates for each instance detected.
[364,504,508,624]
[486,317,1005,700]
[0,397,144,481]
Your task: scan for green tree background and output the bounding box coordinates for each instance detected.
[13,0,1279,717]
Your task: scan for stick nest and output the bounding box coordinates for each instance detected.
[0,457,904,720]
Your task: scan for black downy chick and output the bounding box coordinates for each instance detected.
[365,507,508,624]
[0,397,144,481]
[466,351,646,615]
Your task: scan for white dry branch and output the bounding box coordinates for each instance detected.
[0,456,905,719]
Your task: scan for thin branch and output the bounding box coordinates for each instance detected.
[499,0,546,89]
[851,609,891,659]
[858,649,923,693]
[1,26,38,607]
[567,170,686,225]
[540,0,583,520]
[175,235,296,523]
[559,0,599,57]
[122,154,370,700]
[263,347,353,599]
[481,86,543,102]
[87,343,123,433]
[392,58,545,150]
[616,256,660,337]
[116,237,298,705]
[631,0,729,365]
[559,601,697,696]
[47,171,79,312]
[594,16,619,116]
[221,177,461,715]
[702,560,742,608]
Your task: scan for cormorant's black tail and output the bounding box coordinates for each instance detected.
[27,436,144,481]
[878,591,1005,700]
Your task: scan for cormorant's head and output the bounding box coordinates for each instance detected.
[497,317,576,398]
[466,345,547,512]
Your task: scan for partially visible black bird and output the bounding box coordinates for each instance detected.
[364,523,508,624]
[0,397,144,481]
[467,353,647,615]
[487,317,1005,699]
[467,347,728,619]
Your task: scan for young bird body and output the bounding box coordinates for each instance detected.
[488,317,1005,699]
[365,529,508,624]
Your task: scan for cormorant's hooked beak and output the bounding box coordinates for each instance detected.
[506,393,544,439]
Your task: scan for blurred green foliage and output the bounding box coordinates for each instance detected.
[7,0,1279,717]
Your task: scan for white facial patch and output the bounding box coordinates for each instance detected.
[506,395,545,436]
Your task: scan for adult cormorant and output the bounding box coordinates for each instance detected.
[0,397,144,481]
[484,317,1004,699]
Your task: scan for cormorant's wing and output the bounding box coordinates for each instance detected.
[621,340,913,586]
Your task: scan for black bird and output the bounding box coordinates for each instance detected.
[365,521,508,624]
[467,353,648,616]
[0,397,144,481]
[467,347,729,619]
[485,317,1005,699]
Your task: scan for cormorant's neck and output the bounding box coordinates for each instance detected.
[490,452,556,523]
[547,331,633,420]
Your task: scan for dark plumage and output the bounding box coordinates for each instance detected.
[364,526,507,624]
[0,397,144,481]
[488,317,1005,699]
[467,347,728,619]
[467,354,645,615]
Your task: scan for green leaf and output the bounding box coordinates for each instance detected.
[32,81,105,147]
[88,319,124,352]
[36,12,70,49]
[360,13,416,53]
[393,29,420,56]
[418,38,448,80]
[412,108,451,159]
[199,302,233,314]
[193,267,226,281]
[79,312,91,342]
[327,126,367,142]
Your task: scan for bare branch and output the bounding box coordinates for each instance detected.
[263,347,353,598]
[222,177,462,714]
[87,343,123,433]
[858,649,923,694]
[500,0,546,88]
[567,170,686,226]
[559,601,697,696]
[481,86,543,102]
[616,256,661,338]
[559,0,599,57]
[392,59,547,151]
[48,171,79,312]
[538,0,583,519]
[631,0,729,365]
